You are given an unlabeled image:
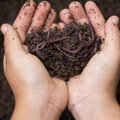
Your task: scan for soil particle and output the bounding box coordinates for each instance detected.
[42,1,47,7]
[97,23,100,25]
[74,5,79,9]
[24,25,27,28]
[23,0,31,9]
[24,12,27,15]
[19,16,22,20]
[89,8,96,14]
[14,26,18,30]
[63,12,68,15]
[73,2,77,5]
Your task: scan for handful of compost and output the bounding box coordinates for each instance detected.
[26,21,102,80]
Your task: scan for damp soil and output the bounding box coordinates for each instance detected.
[26,21,102,80]
[0,0,120,120]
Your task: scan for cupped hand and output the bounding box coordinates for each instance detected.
[59,1,120,119]
[1,0,68,120]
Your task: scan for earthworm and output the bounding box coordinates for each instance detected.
[63,38,94,54]
[78,32,82,41]
[63,41,75,48]
[85,40,94,48]
[54,44,74,59]
[36,41,46,57]
[84,48,91,58]
[47,31,50,39]
[63,43,85,54]
[48,36,71,43]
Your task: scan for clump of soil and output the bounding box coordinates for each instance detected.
[26,20,102,80]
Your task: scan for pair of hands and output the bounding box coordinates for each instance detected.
[1,0,120,120]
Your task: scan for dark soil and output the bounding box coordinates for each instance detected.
[26,22,102,80]
[0,0,120,120]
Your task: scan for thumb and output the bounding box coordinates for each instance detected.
[103,16,120,53]
[1,24,25,58]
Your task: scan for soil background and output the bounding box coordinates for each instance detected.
[0,0,120,120]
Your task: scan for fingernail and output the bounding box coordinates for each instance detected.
[1,25,7,34]
[112,17,119,25]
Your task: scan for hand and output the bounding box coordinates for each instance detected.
[1,1,68,120]
[59,1,120,120]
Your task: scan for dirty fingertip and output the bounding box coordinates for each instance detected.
[60,9,73,24]
[50,23,60,30]
[39,1,51,8]
[58,22,65,30]
[44,9,57,32]
[1,24,8,34]
[23,45,30,52]
[105,16,120,34]
[111,16,119,25]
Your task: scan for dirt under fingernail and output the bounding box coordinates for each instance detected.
[26,21,102,81]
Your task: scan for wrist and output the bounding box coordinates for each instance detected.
[69,92,120,120]
[11,95,60,120]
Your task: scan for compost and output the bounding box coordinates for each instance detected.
[26,21,102,80]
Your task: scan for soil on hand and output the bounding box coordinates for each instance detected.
[26,21,102,80]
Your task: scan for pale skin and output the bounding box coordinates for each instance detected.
[1,1,120,120]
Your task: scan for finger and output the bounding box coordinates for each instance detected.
[58,22,65,30]
[1,24,25,59]
[60,9,73,24]
[13,0,36,43]
[85,1,106,38]
[28,1,51,33]
[50,23,60,30]
[69,1,88,24]
[3,55,6,71]
[43,9,57,32]
[23,45,30,53]
[104,16,120,52]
